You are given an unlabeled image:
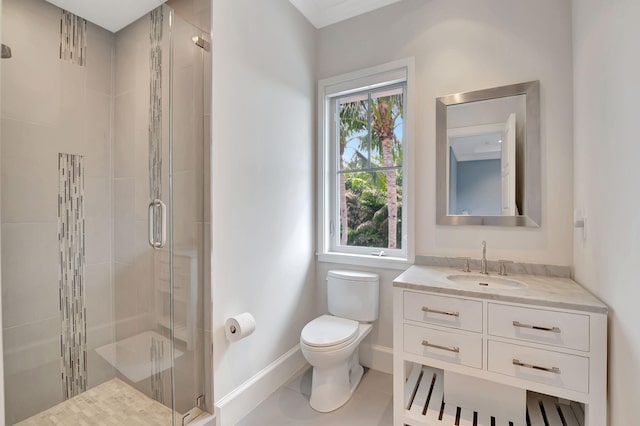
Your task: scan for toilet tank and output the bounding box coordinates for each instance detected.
[327,270,379,322]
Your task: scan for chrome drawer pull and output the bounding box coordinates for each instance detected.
[421,340,460,353]
[421,307,460,317]
[512,359,561,374]
[512,321,561,333]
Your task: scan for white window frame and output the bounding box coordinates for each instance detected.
[317,58,415,269]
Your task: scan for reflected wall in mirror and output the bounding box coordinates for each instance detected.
[436,81,540,227]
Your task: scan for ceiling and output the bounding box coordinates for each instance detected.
[48,0,399,33]
[450,132,503,163]
[289,0,404,28]
[45,0,167,33]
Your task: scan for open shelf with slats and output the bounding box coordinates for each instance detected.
[403,364,585,426]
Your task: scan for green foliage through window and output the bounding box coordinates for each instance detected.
[336,84,405,250]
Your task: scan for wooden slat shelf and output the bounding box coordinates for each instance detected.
[403,364,584,426]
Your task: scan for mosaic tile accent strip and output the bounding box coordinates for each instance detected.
[150,336,165,403]
[60,10,87,66]
[149,7,163,210]
[15,378,176,426]
[58,153,87,400]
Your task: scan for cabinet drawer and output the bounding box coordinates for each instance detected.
[488,303,589,351]
[404,291,482,332]
[404,324,482,369]
[488,340,589,393]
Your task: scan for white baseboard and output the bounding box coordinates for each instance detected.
[214,344,308,426]
[360,343,393,375]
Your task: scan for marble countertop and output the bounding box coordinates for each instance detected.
[394,265,608,314]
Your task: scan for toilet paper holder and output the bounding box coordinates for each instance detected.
[225,312,256,342]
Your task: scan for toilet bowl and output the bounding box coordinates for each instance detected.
[300,270,379,412]
[300,316,373,412]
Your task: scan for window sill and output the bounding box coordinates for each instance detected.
[317,252,412,270]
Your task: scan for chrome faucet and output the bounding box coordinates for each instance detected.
[499,260,514,276]
[480,240,489,275]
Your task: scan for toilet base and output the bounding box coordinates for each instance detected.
[309,349,365,413]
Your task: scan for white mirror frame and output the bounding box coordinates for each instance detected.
[436,81,541,227]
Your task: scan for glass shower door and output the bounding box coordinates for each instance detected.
[166,9,210,421]
[109,5,208,423]
[104,4,177,423]
[139,5,210,423]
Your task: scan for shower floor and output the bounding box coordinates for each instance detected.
[16,378,175,425]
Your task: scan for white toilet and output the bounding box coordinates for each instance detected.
[300,270,379,412]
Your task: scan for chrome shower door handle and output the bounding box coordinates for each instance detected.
[148,201,155,248]
[148,198,167,249]
[158,199,167,248]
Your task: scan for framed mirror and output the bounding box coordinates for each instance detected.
[436,81,540,227]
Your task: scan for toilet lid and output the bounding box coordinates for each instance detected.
[301,315,359,348]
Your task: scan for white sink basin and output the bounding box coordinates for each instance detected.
[446,274,527,290]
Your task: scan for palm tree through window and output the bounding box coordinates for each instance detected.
[335,83,405,251]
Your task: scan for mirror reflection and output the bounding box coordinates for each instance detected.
[447,95,525,216]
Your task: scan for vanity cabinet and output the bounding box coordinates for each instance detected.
[393,266,607,426]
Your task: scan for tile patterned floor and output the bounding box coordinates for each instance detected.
[15,378,175,426]
[238,368,393,426]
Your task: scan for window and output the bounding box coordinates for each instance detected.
[318,59,414,267]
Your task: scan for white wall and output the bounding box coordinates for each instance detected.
[317,0,574,350]
[572,0,640,424]
[2,0,116,422]
[211,0,317,399]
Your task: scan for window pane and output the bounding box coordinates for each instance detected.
[337,169,403,250]
[338,94,369,171]
[370,86,404,168]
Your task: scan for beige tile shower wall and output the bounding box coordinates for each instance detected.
[0,0,116,423]
[112,13,155,346]
[167,0,212,33]
[113,12,173,407]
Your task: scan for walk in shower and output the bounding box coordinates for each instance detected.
[0,0,212,424]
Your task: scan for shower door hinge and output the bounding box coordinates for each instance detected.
[181,394,207,425]
[182,406,205,426]
[192,36,210,52]
[196,394,205,409]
